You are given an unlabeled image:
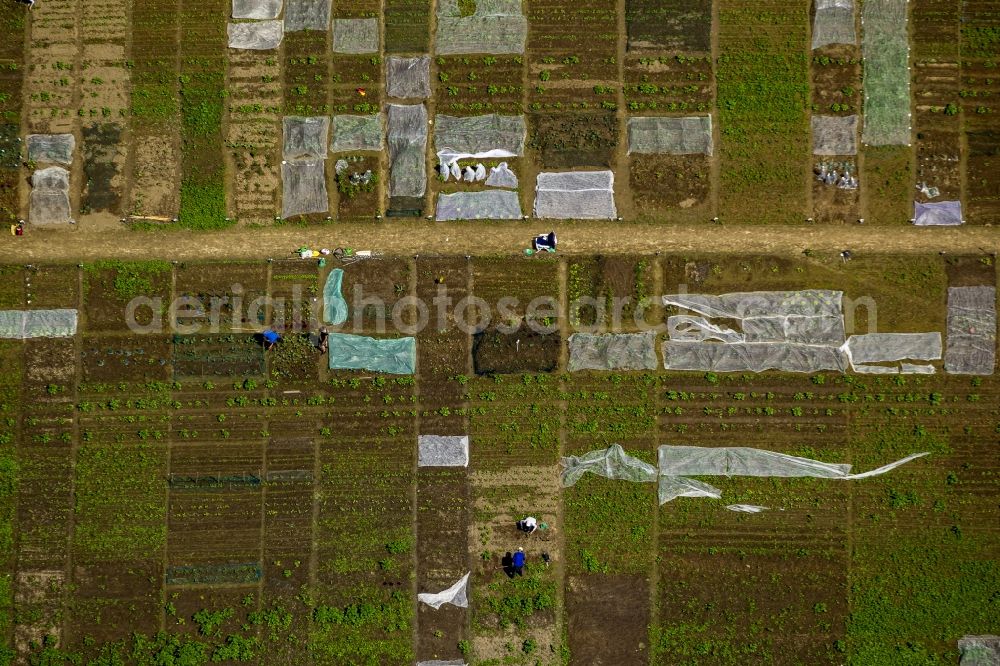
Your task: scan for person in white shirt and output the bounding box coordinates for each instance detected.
[518,516,537,534]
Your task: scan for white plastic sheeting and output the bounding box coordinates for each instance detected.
[812,0,856,49]
[418,435,470,467]
[657,445,929,503]
[664,290,844,320]
[485,162,518,188]
[534,171,617,220]
[435,0,527,54]
[387,104,428,198]
[228,21,284,50]
[26,134,75,165]
[861,0,910,145]
[626,116,713,156]
[563,445,928,504]
[914,200,963,226]
[435,190,522,221]
[332,18,378,53]
[667,314,846,345]
[283,116,329,160]
[232,0,282,19]
[567,332,659,372]
[658,476,722,501]
[330,114,384,152]
[663,290,850,373]
[434,114,526,165]
[281,160,328,218]
[386,56,432,99]
[945,286,996,375]
[29,166,72,226]
[561,444,657,486]
[812,115,858,155]
[663,290,942,375]
[284,0,330,31]
[418,573,470,609]
[663,341,850,373]
[959,636,1000,666]
[726,504,768,513]
[0,309,78,339]
[843,332,942,368]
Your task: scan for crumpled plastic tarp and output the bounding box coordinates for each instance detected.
[561,444,657,486]
[418,573,470,609]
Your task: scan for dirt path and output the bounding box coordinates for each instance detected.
[2,222,997,262]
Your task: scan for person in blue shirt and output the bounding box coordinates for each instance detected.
[511,547,526,577]
[263,329,281,350]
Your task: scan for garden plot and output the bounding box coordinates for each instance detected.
[468,464,564,664]
[269,260,319,333]
[385,0,431,52]
[810,47,861,223]
[129,0,181,220]
[624,56,714,115]
[468,374,561,468]
[328,14,382,221]
[563,380,658,660]
[912,0,962,203]
[166,443,265,568]
[471,255,559,325]
[566,255,655,331]
[23,0,81,132]
[961,6,1000,224]
[80,124,125,216]
[334,257,412,333]
[717,0,810,224]
[416,257,471,430]
[283,32,331,118]
[416,467,470,662]
[172,334,266,379]
[175,262,269,331]
[0,342,19,647]
[178,0,228,229]
[527,0,620,168]
[226,49,281,225]
[626,0,711,52]
[1,255,998,664]
[83,261,172,331]
[64,561,162,647]
[330,55,382,115]
[77,0,131,216]
[862,145,912,224]
[0,5,26,226]
[847,382,998,662]
[434,56,525,116]
[313,396,415,664]
[258,432,316,663]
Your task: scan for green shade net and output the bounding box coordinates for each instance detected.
[323,268,348,325]
[328,333,416,374]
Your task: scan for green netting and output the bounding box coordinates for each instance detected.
[861,0,910,145]
[323,268,348,325]
[328,333,416,374]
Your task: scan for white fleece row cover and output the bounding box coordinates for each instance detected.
[559,444,929,504]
